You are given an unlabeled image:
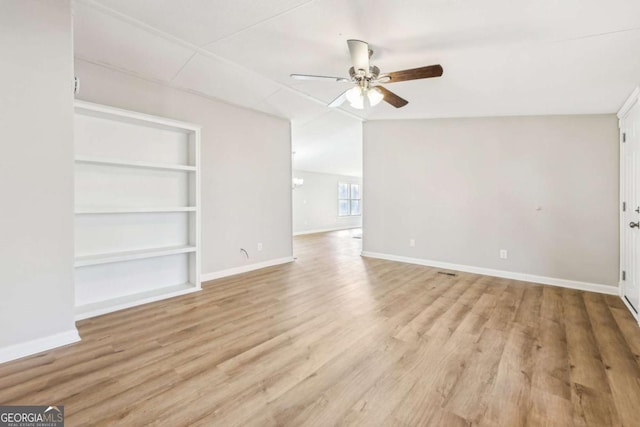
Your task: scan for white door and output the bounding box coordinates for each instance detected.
[621,99,640,316]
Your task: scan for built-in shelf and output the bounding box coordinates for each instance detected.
[75,283,200,320]
[75,245,197,267]
[74,100,201,319]
[75,207,196,214]
[75,155,196,172]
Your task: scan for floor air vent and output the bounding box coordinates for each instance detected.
[438,271,457,277]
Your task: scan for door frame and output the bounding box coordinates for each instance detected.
[618,86,640,324]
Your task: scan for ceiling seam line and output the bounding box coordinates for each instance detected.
[169,52,198,83]
[75,56,293,121]
[199,0,321,47]
[73,0,364,122]
[549,25,640,44]
[260,88,284,105]
[295,109,337,129]
[74,54,168,85]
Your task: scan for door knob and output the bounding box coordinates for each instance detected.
[631,222,640,228]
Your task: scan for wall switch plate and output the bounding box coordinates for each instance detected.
[257,243,263,252]
[499,249,508,259]
[409,238,416,247]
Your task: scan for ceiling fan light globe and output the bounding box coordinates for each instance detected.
[346,86,364,109]
[368,87,384,106]
[346,86,362,103]
[349,98,364,109]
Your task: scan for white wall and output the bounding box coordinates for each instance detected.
[292,170,362,235]
[363,115,619,289]
[74,60,292,277]
[0,1,79,361]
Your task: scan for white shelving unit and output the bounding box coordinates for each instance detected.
[74,245,197,267]
[74,101,201,320]
[75,155,197,172]
[75,207,197,214]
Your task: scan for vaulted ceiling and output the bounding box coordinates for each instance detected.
[73,0,640,175]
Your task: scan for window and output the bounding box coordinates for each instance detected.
[338,182,361,216]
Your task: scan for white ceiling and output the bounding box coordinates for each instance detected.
[73,0,640,175]
[292,111,362,177]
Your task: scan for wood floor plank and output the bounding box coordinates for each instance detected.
[285,336,411,427]
[480,322,536,426]
[0,229,639,426]
[442,327,505,423]
[563,289,621,426]
[583,292,640,427]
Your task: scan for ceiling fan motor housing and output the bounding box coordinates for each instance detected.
[349,66,381,84]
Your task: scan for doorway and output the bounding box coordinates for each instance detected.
[290,113,363,259]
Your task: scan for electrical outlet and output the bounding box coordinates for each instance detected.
[409,238,416,247]
[499,249,508,259]
[257,243,263,252]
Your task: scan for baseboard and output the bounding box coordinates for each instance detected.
[0,329,81,365]
[293,226,361,236]
[361,251,618,296]
[201,256,295,282]
[618,281,640,325]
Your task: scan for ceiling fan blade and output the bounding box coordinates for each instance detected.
[328,88,350,107]
[384,65,443,83]
[290,74,350,82]
[377,86,409,108]
[347,39,370,74]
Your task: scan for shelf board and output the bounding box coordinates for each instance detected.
[75,207,196,214]
[75,245,197,267]
[75,100,201,132]
[75,155,196,172]
[75,283,201,320]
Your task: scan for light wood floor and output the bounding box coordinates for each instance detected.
[1,230,640,426]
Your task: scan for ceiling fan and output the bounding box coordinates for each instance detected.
[291,39,443,109]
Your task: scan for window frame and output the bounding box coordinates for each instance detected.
[338,182,361,217]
